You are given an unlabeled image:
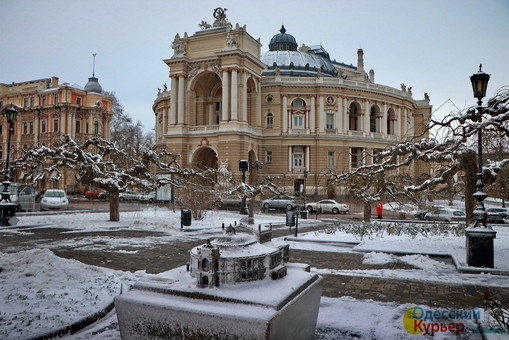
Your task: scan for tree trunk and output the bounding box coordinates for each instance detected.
[109,190,120,222]
[461,152,477,225]
[248,198,255,218]
[363,202,371,222]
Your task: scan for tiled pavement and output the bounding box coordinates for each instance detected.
[2,222,508,311]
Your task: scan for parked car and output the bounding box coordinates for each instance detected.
[41,189,69,211]
[424,208,466,222]
[306,200,349,214]
[84,190,105,200]
[139,192,156,203]
[5,183,37,212]
[487,211,504,224]
[486,208,508,219]
[119,191,141,202]
[261,195,298,210]
[98,191,109,200]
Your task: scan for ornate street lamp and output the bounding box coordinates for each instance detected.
[0,104,19,226]
[239,160,249,214]
[1,105,18,199]
[303,168,308,207]
[466,64,496,268]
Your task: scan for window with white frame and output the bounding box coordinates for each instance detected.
[327,151,335,167]
[266,151,272,164]
[326,113,334,129]
[292,115,304,129]
[266,113,274,128]
[293,146,304,169]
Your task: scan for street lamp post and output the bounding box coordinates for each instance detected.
[239,160,249,215]
[303,168,308,207]
[0,105,19,226]
[466,64,496,268]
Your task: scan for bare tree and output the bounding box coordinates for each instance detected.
[328,88,509,224]
[16,136,215,221]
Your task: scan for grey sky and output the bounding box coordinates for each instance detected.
[1,0,508,133]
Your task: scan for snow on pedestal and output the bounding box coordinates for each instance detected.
[115,224,323,340]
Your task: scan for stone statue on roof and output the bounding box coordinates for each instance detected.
[171,33,186,58]
[213,7,229,27]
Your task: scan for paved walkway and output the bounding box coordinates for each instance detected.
[2,221,508,311]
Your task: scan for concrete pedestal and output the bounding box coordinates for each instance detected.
[466,228,496,268]
[115,264,323,340]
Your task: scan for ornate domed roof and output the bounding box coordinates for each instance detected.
[269,25,297,51]
[84,76,103,94]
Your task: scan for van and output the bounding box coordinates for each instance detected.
[2,183,36,212]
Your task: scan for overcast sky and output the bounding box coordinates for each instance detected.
[1,0,508,133]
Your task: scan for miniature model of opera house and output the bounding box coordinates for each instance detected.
[115,223,323,339]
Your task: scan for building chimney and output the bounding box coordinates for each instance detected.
[51,76,59,88]
[357,49,364,72]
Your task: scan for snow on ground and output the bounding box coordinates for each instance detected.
[1,207,508,339]
[0,249,123,340]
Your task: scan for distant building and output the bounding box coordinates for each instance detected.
[0,75,113,192]
[153,9,432,196]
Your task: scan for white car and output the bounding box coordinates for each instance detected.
[424,208,466,222]
[139,192,156,203]
[119,191,141,202]
[40,190,69,211]
[306,200,349,214]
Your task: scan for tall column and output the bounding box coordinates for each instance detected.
[336,96,343,133]
[364,100,370,135]
[318,96,325,132]
[241,72,248,122]
[310,96,316,132]
[343,99,349,133]
[177,75,185,125]
[396,107,402,137]
[169,76,178,125]
[305,146,310,170]
[401,108,408,137]
[382,103,388,135]
[222,69,229,122]
[256,79,262,127]
[282,95,288,132]
[208,103,214,125]
[66,112,72,135]
[231,68,238,121]
[288,146,292,172]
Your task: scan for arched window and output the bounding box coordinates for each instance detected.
[202,258,209,271]
[291,98,305,107]
[370,106,377,133]
[387,108,396,135]
[94,121,99,135]
[266,113,274,128]
[349,102,360,131]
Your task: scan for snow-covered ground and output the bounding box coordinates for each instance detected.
[1,207,508,339]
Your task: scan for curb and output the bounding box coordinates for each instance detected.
[28,280,123,340]
[283,238,509,276]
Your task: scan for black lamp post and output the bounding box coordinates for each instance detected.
[1,105,18,202]
[0,105,19,226]
[239,160,249,214]
[303,168,308,207]
[466,64,496,268]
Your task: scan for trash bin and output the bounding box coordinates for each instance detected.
[300,210,308,219]
[181,209,192,227]
[286,210,295,227]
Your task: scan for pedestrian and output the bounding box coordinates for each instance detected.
[376,202,383,219]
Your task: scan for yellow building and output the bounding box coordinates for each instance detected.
[0,75,113,192]
[153,9,431,196]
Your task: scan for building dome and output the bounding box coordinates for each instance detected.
[269,25,297,51]
[84,76,103,93]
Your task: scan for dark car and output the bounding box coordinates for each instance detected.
[98,191,109,200]
[487,211,504,224]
